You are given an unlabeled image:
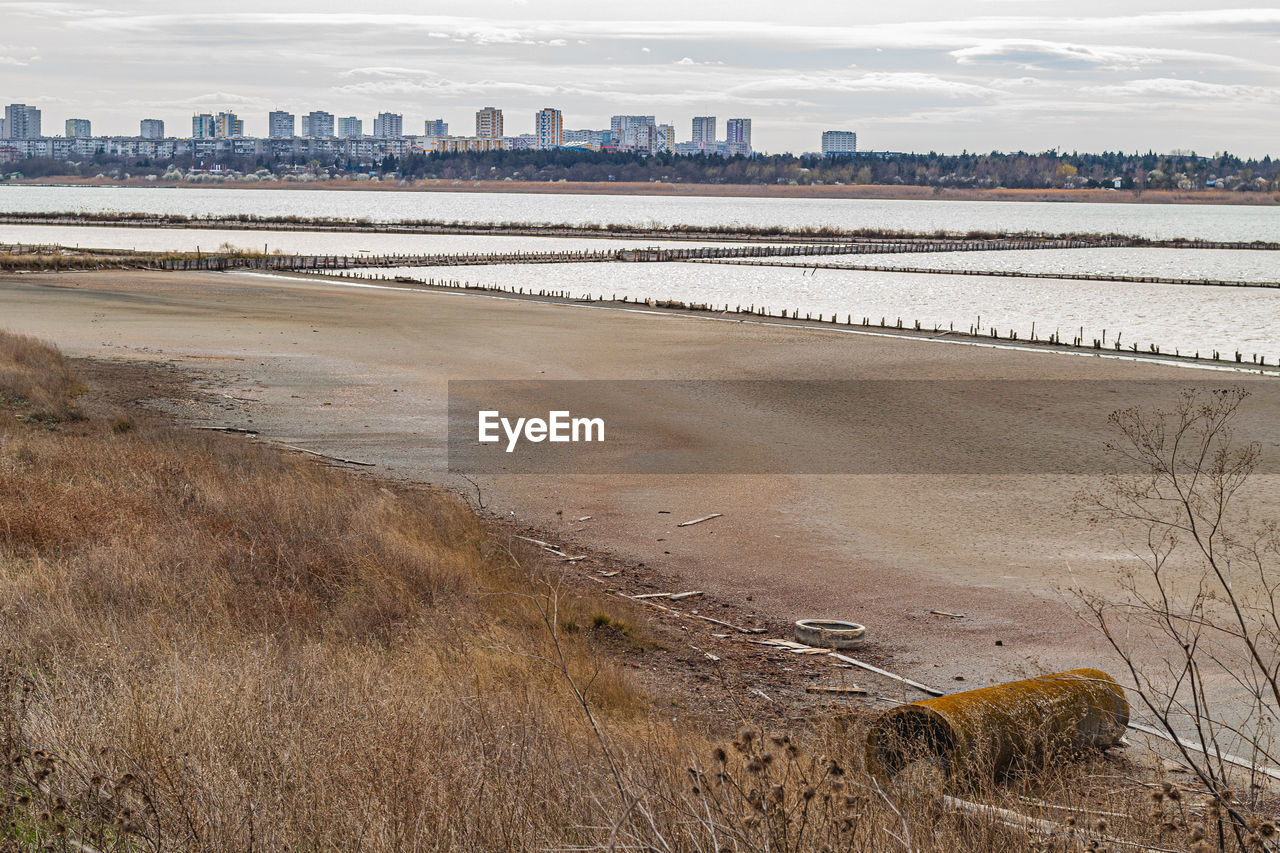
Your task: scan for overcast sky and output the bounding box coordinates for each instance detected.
[2,0,1278,155]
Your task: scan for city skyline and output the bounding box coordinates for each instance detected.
[5,101,771,153]
[1,1,1278,156]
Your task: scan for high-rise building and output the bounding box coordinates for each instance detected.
[691,116,716,148]
[65,118,92,138]
[140,119,165,139]
[372,112,403,138]
[337,116,363,138]
[301,111,334,138]
[5,104,41,139]
[337,116,362,137]
[657,123,675,153]
[0,118,5,138]
[821,130,857,156]
[619,124,658,154]
[725,118,752,155]
[423,119,448,137]
[214,112,244,138]
[192,113,215,139]
[610,115,654,141]
[534,107,563,149]
[268,110,295,138]
[476,106,503,138]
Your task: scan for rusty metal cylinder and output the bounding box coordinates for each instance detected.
[865,668,1129,782]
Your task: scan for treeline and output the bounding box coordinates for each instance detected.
[5,148,1278,191]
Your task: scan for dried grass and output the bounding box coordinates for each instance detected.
[0,331,1246,851]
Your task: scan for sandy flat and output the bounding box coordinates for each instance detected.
[4,269,1278,693]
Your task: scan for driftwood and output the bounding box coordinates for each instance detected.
[194,426,259,435]
[271,442,375,466]
[1127,721,1280,782]
[690,613,765,634]
[942,795,1180,853]
[807,684,867,695]
[669,590,704,601]
[677,513,722,527]
[754,639,944,696]
[828,651,944,696]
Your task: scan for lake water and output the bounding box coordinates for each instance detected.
[0,223,747,255]
[2,185,1279,242]
[348,261,1280,360]
[2,225,1275,283]
[767,247,1280,284]
[3,185,1277,359]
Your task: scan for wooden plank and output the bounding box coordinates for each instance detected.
[271,442,375,467]
[828,651,945,697]
[691,613,765,634]
[194,426,259,435]
[1127,722,1280,782]
[677,513,722,527]
[806,684,867,695]
[669,590,704,601]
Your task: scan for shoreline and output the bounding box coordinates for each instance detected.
[4,268,1280,700]
[5,176,1279,206]
[5,211,1277,248]
[308,270,1280,373]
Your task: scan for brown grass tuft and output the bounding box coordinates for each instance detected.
[0,330,1251,852]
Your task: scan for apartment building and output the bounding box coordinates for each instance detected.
[821,130,857,156]
[423,119,448,137]
[476,106,503,138]
[725,118,751,155]
[423,136,508,154]
[268,110,295,139]
[140,119,164,139]
[337,116,363,138]
[191,114,215,139]
[301,111,335,138]
[535,107,563,149]
[372,112,402,138]
[691,116,716,147]
[64,118,92,138]
[562,129,608,150]
[214,112,244,138]
[5,104,41,139]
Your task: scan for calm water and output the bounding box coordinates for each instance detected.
[345,261,1280,359]
[768,248,1280,283]
[5,225,1274,283]
[0,223,744,255]
[4,185,1276,358]
[2,185,1279,241]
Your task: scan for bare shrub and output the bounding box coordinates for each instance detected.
[1078,387,1280,849]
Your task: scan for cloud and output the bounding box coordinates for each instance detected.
[731,72,999,99]
[951,39,1161,71]
[1086,77,1280,102]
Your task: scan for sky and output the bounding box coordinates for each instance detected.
[2,0,1278,156]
